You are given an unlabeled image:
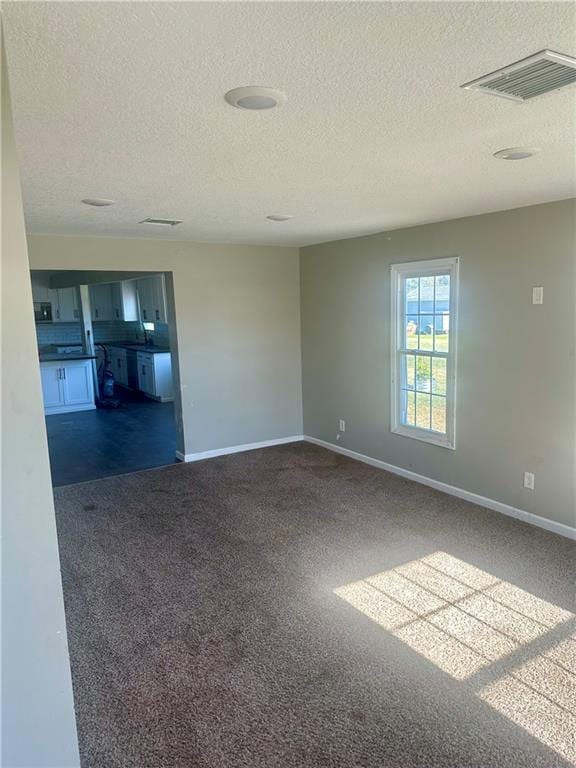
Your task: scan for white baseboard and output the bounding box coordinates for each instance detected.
[304,436,576,541]
[175,435,304,464]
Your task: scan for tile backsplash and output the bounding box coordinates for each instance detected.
[36,321,171,348]
[36,323,82,346]
[94,321,140,343]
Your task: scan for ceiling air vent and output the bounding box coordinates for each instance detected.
[461,49,576,102]
[139,218,183,226]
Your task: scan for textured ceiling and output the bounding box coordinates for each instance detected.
[3,1,575,246]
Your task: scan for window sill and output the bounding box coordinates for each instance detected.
[391,424,455,450]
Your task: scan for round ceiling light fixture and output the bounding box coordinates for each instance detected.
[82,198,117,206]
[493,147,539,160]
[225,86,287,111]
[266,214,293,222]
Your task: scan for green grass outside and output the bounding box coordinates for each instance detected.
[403,330,448,432]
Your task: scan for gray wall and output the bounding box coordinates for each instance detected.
[1,32,80,768]
[27,236,303,456]
[301,200,576,528]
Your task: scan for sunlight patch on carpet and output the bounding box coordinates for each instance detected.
[335,552,575,763]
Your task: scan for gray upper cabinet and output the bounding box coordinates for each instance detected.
[54,287,79,323]
[111,281,139,322]
[88,277,167,324]
[89,283,114,321]
[152,275,167,323]
[31,274,53,303]
[135,278,153,322]
[136,275,166,324]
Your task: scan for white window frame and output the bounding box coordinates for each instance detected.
[390,257,459,449]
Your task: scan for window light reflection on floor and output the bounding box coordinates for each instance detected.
[334,552,576,764]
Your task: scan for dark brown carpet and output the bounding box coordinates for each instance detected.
[54,442,576,768]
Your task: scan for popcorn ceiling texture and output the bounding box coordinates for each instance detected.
[54,443,575,768]
[3,2,575,247]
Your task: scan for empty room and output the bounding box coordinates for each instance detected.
[2,2,575,768]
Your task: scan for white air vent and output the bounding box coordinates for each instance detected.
[461,50,576,102]
[139,218,183,226]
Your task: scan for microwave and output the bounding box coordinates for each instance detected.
[34,302,53,323]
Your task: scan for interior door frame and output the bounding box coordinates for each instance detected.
[30,267,187,464]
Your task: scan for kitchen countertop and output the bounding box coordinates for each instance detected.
[40,353,96,362]
[105,342,171,354]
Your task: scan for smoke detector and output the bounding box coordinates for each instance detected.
[225,86,287,110]
[493,147,539,160]
[461,49,576,102]
[139,218,182,226]
[82,198,116,207]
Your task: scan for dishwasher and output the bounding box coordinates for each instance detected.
[126,348,139,390]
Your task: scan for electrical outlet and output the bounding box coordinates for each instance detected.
[339,419,346,432]
[532,287,543,305]
[524,472,535,491]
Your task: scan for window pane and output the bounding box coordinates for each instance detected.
[432,315,448,351]
[434,274,450,314]
[420,276,434,310]
[415,355,431,392]
[405,316,418,348]
[418,315,434,351]
[402,390,415,426]
[431,358,446,395]
[405,278,419,317]
[401,354,415,390]
[416,393,431,430]
[433,315,449,352]
[431,395,446,434]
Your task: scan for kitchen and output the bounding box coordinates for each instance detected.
[32,270,178,485]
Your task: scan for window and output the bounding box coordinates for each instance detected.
[390,257,458,449]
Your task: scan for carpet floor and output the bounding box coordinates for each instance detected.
[54,442,576,768]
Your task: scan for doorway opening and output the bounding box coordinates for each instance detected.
[30,269,184,486]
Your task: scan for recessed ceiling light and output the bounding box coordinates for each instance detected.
[225,86,287,110]
[82,198,116,206]
[493,147,539,160]
[266,214,293,222]
[139,218,183,226]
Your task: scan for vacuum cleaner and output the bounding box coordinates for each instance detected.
[95,343,121,409]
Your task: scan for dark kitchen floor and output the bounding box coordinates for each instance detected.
[46,389,177,487]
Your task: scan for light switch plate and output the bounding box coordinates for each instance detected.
[532,286,543,305]
[524,471,535,490]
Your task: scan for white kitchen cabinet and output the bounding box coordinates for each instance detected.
[54,287,80,322]
[136,275,167,324]
[89,283,114,321]
[137,351,173,402]
[40,364,63,409]
[109,347,129,387]
[61,362,94,406]
[111,281,139,322]
[40,359,95,415]
[138,357,156,395]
